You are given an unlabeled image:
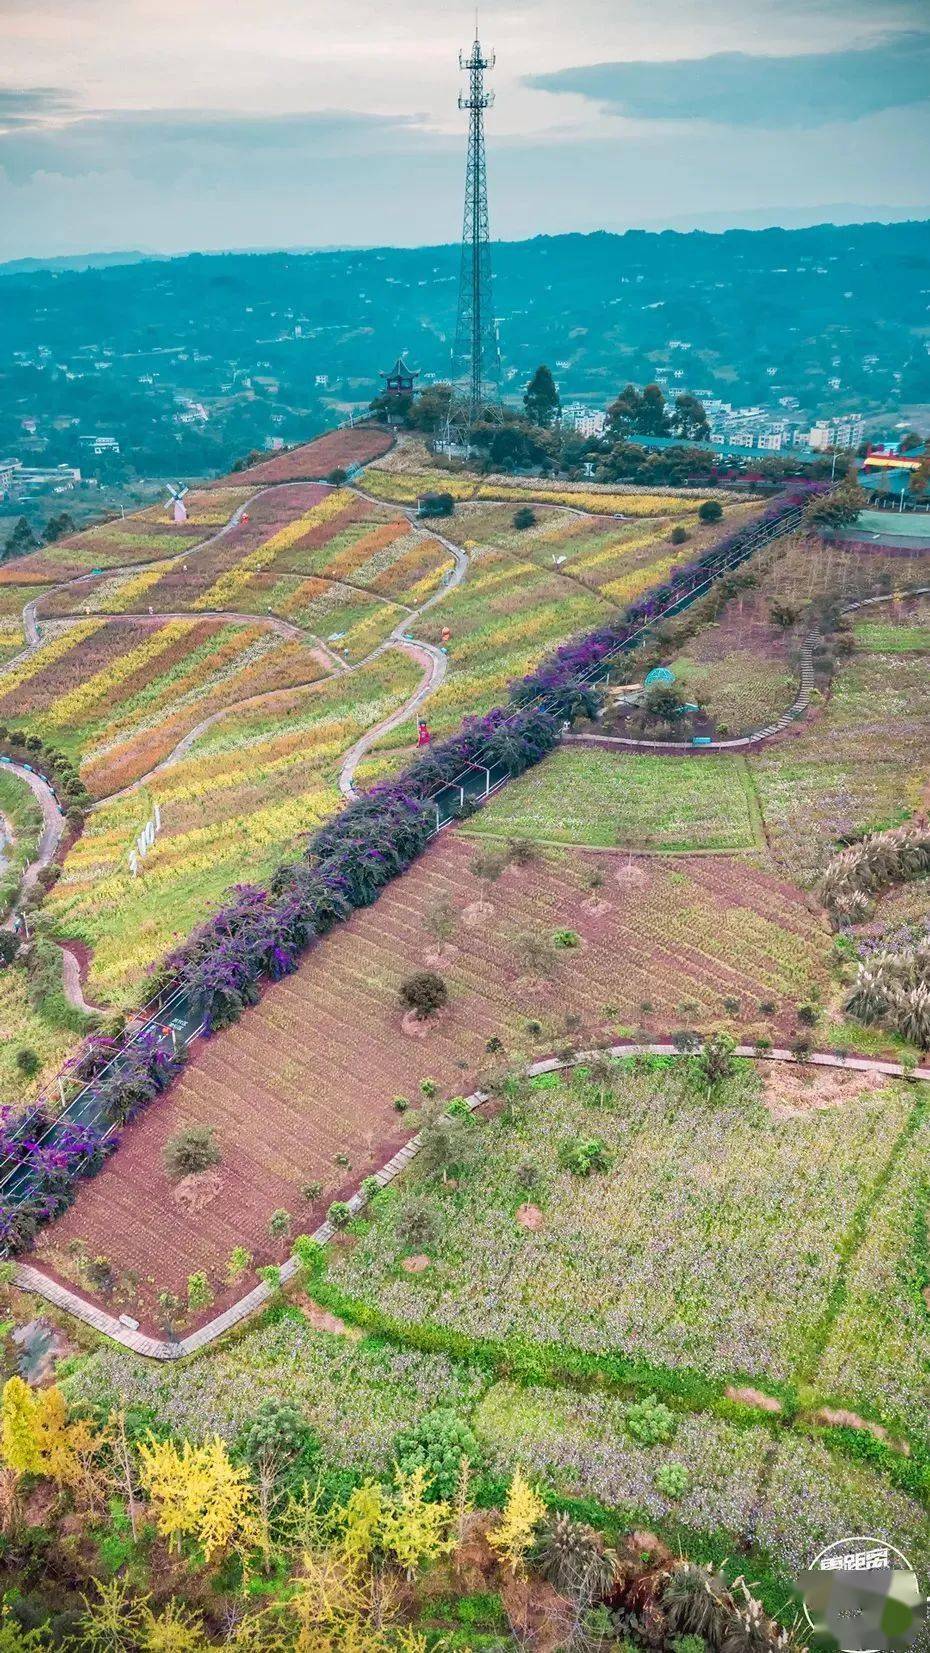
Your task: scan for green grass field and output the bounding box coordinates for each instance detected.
[464,745,763,852]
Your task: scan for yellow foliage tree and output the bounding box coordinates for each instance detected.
[0,1377,103,1507]
[333,1479,385,1571]
[489,1466,547,1576]
[379,1465,452,1579]
[0,1378,41,1477]
[137,1433,254,1562]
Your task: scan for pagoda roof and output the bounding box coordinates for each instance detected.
[382,355,419,380]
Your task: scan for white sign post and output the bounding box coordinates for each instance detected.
[128,802,162,877]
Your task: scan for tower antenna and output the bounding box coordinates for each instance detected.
[453,20,501,424]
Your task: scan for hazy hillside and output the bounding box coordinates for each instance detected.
[2,219,928,480]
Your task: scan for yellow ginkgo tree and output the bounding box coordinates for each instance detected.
[137,1433,255,1562]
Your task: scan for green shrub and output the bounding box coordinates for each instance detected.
[241,1398,318,1472]
[698,500,723,523]
[186,1272,213,1312]
[399,970,448,1019]
[394,1407,480,1499]
[625,1393,677,1446]
[553,929,581,949]
[654,1462,690,1499]
[163,1123,220,1180]
[558,1137,612,1177]
[14,1048,40,1078]
[326,1201,352,1230]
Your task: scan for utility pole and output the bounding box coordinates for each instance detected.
[453,25,501,424]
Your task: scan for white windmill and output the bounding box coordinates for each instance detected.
[166,483,189,525]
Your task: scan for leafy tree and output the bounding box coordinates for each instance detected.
[137,1432,254,1561]
[803,481,865,530]
[43,513,76,544]
[418,491,454,519]
[163,1124,220,1180]
[523,365,560,428]
[0,1377,102,1506]
[398,970,448,1020]
[671,394,710,441]
[186,1272,213,1312]
[513,505,537,530]
[394,1408,481,1500]
[606,384,643,438]
[379,1464,453,1578]
[910,443,930,497]
[698,499,723,523]
[1,519,36,563]
[490,1466,547,1575]
[643,681,687,723]
[640,383,671,436]
[267,1208,292,1243]
[697,1030,736,1088]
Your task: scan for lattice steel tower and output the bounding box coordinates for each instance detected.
[454,27,501,420]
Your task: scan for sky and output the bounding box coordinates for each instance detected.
[1,0,929,261]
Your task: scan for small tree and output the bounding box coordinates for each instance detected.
[513,505,537,530]
[698,499,723,524]
[470,847,508,909]
[186,1272,213,1313]
[490,1466,547,1575]
[399,970,448,1020]
[697,1031,736,1088]
[423,899,455,947]
[268,1208,292,1245]
[523,365,560,428]
[163,1123,220,1180]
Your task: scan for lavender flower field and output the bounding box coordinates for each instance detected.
[329,1063,918,1390]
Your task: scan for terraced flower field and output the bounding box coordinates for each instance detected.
[0,616,331,796]
[465,746,764,852]
[31,485,452,662]
[44,651,423,1002]
[330,1062,918,1386]
[214,422,393,484]
[754,647,930,885]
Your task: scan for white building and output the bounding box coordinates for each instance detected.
[2,461,81,499]
[561,403,606,438]
[807,414,865,452]
[78,435,120,455]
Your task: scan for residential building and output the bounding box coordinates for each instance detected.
[78,435,120,455]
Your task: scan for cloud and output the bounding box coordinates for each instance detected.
[0,107,431,186]
[0,86,72,126]
[526,31,930,127]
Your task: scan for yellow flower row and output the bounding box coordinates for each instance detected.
[476,482,701,517]
[107,562,175,612]
[192,490,355,612]
[42,620,196,730]
[0,621,102,701]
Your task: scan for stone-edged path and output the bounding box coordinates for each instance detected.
[14,1040,928,1363]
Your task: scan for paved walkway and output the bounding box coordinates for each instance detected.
[14,1040,928,1363]
[0,761,65,921]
